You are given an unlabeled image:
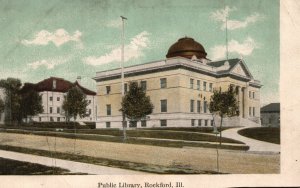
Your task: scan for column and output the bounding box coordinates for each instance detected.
[238,86,243,117]
[243,84,249,119]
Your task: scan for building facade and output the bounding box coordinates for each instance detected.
[94,37,261,129]
[0,89,4,124]
[261,103,280,127]
[21,77,96,123]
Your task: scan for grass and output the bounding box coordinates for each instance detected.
[0,145,223,174]
[238,127,280,144]
[0,157,86,175]
[1,129,249,150]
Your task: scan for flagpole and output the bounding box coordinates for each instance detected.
[121,16,127,142]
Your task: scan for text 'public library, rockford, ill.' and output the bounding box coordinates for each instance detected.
[93,37,261,129]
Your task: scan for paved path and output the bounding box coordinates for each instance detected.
[0,150,147,175]
[222,127,280,153]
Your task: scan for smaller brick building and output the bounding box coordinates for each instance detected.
[260,103,280,127]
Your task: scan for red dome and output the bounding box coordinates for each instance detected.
[166,37,207,59]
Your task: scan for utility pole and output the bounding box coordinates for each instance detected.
[121,16,127,142]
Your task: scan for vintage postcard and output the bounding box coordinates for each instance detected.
[0,0,299,187]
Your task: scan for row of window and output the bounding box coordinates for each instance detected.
[49,96,92,104]
[48,107,92,116]
[106,120,147,128]
[191,119,214,127]
[249,107,256,117]
[190,100,208,113]
[249,91,255,99]
[190,79,213,92]
[38,117,65,122]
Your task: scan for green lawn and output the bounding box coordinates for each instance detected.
[0,157,86,175]
[238,127,280,144]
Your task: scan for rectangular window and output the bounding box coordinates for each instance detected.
[252,92,255,99]
[50,117,54,122]
[249,107,252,116]
[205,120,208,126]
[209,83,213,92]
[203,81,207,91]
[49,107,52,113]
[211,120,214,126]
[197,80,200,90]
[129,121,137,128]
[253,107,255,117]
[57,117,60,122]
[249,91,251,98]
[160,120,167,127]
[190,79,194,89]
[197,100,201,113]
[190,100,194,112]
[141,81,147,91]
[124,83,128,93]
[141,120,147,127]
[89,109,92,115]
[198,119,202,126]
[49,97,53,101]
[39,117,42,122]
[160,78,167,88]
[106,122,111,128]
[57,97,60,101]
[57,107,60,114]
[161,99,167,112]
[106,86,111,94]
[106,104,111,115]
[191,119,195,126]
[204,101,207,113]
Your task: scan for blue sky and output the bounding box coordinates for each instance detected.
[0,0,279,105]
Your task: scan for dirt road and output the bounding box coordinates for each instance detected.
[0,133,279,174]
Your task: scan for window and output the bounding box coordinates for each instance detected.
[253,107,255,117]
[50,117,54,122]
[88,100,91,104]
[197,80,200,90]
[204,101,207,113]
[211,120,214,126]
[49,107,52,113]
[203,81,207,91]
[209,83,213,92]
[249,107,252,116]
[89,109,92,115]
[191,119,195,126]
[205,120,208,126]
[129,121,137,127]
[57,117,60,122]
[141,81,147,91]
[141,120,147,127]
[197,100,201,113]
[161,99,167,112]
[160,78,167,88]
[190,79,194,89]
[124,83,128,93]
[249,91,251,98]
[160,120,167,127]
[198,119,202,126]
[106,104,111,115]
[252,92,255,99]
[190,100,194,112]
[57,97,60,101]
[49,97,53,101]
[39,117,41,122]
[57,107,60,114]
[106,122,111,128]
[106,86,111,94]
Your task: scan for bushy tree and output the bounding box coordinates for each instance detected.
[121,82,153,140]
[20,89,43,122]
[0,78,22,124]
[209,85,239,145]
[62,86,89,122]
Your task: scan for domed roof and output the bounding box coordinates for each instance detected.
[166,37,207,59]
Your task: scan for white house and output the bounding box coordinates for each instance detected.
[20,77,96,123]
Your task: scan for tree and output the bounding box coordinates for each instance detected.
[20,89,43,122]
[62,86,89,122]
[209,85,239,145]
[0,78,22,125]
[121,82,154,141]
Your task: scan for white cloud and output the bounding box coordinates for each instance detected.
[22,29,82,47]
[84,31,150,66]
[27,58,68,70]
[211,6,262,30]
[210,37,259,60]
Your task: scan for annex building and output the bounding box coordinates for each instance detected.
[20,77,96,123]
[93,37,261,129]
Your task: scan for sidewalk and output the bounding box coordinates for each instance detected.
[222,127,280,153]
[0,150,148,175]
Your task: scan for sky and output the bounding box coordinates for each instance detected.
[0,0,279,106]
